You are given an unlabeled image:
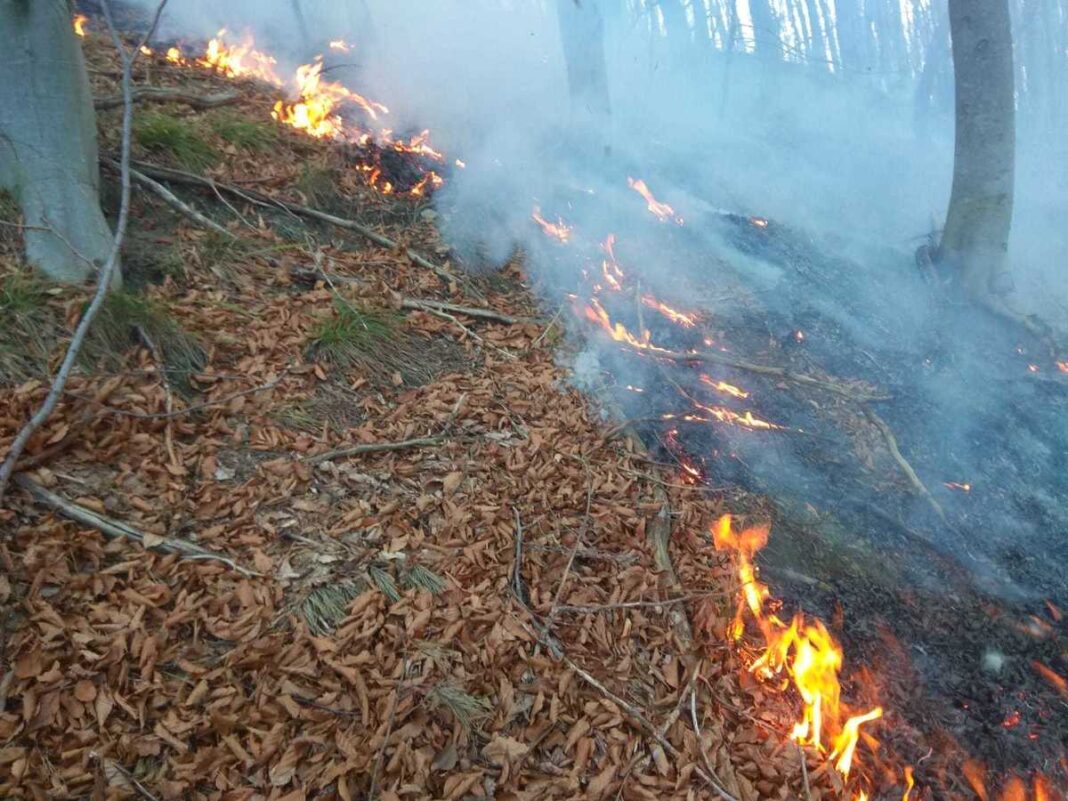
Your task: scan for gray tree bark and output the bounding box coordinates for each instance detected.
[938,0,1016,298]
[556,0,612,126]
[0,0,116,284]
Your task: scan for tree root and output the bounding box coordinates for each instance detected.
[13,474,260,576]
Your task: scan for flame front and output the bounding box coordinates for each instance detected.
[713,514,884,791]
[73,14,87,36]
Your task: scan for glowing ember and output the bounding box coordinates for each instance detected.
[627,177,683,224]
[963,760,989,801]
[944,481,972,492]
[713,514,883,791]
[1057,360,1068,373]
[1001,710,1022,729]
[700,374,750,399]
[1000,776,1027,801]
[455,159,467,169]
[328,39,351,52]
[73,14,88,36]
[750,216,770,228]
[641,295,698,327]
[794,329,806,343]
[531,206,572,243]
[1028,364,1040,373]
[1032,661,1068,698]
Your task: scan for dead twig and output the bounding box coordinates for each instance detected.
[654,347,890,402]
[304,435,446,465]
[119,162,234,239]
[400,298,534,326]
[126,161,458,286]
[0,0,165,506]
[13,474,260,576]
[562,652,740,801]
[555,590,727,614]
[688,687,742,801]
[865,409,946,523]
[799,743,813,801]
[94,87,240,111]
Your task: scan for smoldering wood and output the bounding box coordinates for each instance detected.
[0,0,115,282]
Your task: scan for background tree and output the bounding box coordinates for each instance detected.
[937,0,1016,301]
[555,0,612,127]
[0,0,117,284]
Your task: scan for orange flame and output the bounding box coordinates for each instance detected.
[944,481,972,492]
[999,776,1027,801]
[963,760,989,801]
[713,514,883,789]
[700,374,750,399]
[1056,361,1068,374]
[750,216,770,228]
[581,298,664,351]
[627,177,683,224]
[73,14,88,36]
[200,29,283,85]
[1032,661,1068,698]
[641,295,698,327]
[600,234,626,291]
[531,206,572,243]
[328,39,352,52]
[902,766,915,801]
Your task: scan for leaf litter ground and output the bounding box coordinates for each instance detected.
[1,34,889,801]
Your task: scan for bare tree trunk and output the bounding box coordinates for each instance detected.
[748,0,782,58]
[0,0,117,286]
[0,0,117,284]
[556,0,612,127]
[938,0,1016,298]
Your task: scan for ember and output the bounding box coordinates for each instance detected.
[73,14,87,36]
[531,206,572,242]
[944,481,972,492]
[627,177,684,224]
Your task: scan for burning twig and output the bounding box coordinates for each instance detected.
[13,474,259,575]
[0,0,165,505]
[93,86,240,111]
[865,410,946,523]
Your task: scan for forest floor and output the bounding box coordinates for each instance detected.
[0,30,846,801]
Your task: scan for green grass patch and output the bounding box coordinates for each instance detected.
[0,271,57,384]
[207,111,277,151]
[296,163,342,210]
[84,291,206,391]
[135,112,218,171]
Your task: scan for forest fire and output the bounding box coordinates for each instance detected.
[713,515,884,793]
[73,14,87,36]
[130,29,444,198]
[628,177,684,224]
[699,374,750,399]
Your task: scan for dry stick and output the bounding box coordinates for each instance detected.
[865,410,946,523]
[562,652,740,801]
[127,161,458,286]
[399,298,534,326]
[94,86,240,111]
[304,435,446,465]
[94,755,162,801]
[121,163,234,239]
[14,475,259,576]
[798,744,813,801]
[688,688,743,801]
[0,0,165,506]
[555,590,727,614]
[410,302,518,361]
[655,347,891,402]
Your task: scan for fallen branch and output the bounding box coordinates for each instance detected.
[116,162,234,239]
[400,298,533,326]
[0,1,161,505]
[94,87,239,111]
[126,161,458,286]
[304,435,446,465]
[14,474,259,576]
[654,347,890,402]
[865,410,946,523]
[555,590,727,614]
[562,652,740,801]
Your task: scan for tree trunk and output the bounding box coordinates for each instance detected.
[659,0,690,44]
[938,0,1016,298]
[555,0,612,126]
[748,0,781,58]
[0,0,116,285]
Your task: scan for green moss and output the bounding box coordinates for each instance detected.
[135,112,218,171]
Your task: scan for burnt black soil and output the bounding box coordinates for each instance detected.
[529,200,1068,794]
